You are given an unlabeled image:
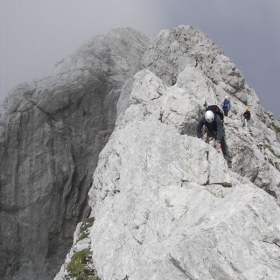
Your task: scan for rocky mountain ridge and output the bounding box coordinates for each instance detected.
[56,26,280,280]
[1,25,280,280]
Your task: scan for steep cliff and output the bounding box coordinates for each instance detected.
[0,28,149,280]
[55,26,280,280]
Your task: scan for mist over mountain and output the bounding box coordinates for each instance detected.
[1,26,280,280]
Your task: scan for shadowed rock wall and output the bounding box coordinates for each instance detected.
[0,28,149,280]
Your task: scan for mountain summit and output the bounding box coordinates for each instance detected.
[1,26,280,280]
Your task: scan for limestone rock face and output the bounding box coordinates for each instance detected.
[143,25,245,95]
[0,28,149,280]
[56,26,280,280]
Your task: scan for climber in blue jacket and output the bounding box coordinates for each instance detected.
[222,96,231,117]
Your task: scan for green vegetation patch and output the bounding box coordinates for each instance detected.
[272,123,280,134]
[67,249,100,280]
[78,217,95,242]
[265,144,280,159]
[268,159,280,171]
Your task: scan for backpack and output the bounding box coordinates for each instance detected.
[206,105,224,121]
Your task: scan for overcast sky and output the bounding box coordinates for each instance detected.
[1,0,280,119]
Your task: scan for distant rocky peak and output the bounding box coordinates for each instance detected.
[143,25,262,115]
[54,27,149,77]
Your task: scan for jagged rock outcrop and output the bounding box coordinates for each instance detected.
[56,26,280,280]
[0,28,149,280]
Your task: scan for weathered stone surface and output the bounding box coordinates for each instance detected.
[143,25,245,94]
[0,28,149,280]
[57,65,280,279]
[141,25,280,201]
[118,64,280,201]
[57,25,280,279]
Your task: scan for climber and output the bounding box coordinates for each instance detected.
[221,96,231,117]
[243,107,251,127]
[196,110,232,168]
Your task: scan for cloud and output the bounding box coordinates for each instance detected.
[1,0,280,118]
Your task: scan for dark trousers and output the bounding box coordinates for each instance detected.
[223,109,229,116]
[206,130,231,163]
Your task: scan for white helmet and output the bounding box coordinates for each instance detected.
[205,110,214,122]
[225,95,229,99]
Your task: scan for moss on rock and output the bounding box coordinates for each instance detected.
[67,249,100,280]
